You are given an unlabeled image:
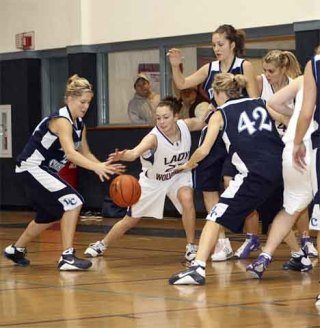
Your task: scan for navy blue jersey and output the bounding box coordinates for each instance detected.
[16,106,84,172]
[203,57,248,106]
[219,97,283,180]
[311,54,320,149]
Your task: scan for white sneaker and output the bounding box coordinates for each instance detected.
[185,243,198,262]
[303,240,318,257]
[234,234,260,259]
[84,241,106,257]
[211,238,233,262]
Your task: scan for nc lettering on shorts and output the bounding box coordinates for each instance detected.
[58,194,82,210]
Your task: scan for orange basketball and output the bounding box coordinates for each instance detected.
[109,175,141,208]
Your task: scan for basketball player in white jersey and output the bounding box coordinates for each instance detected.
[84,97,206,262]
[246,76,314,278]
[293,46,320,305]
[236,50,317,260]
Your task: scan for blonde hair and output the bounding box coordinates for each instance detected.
[263,50,301,78]
[212,73,247,99]
[64,74,93,100]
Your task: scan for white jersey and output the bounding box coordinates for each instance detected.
[260,74,293,101]
[260,74,293,137]
[140,119,191,181]
[282,86,314,143]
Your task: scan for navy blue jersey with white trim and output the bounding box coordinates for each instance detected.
[311,54,320,148]
[16,106,84,172]
[203,57,248,106]
[219,97,283,179]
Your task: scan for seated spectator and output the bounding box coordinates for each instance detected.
[127,73,160,124]
[178,87,209,119]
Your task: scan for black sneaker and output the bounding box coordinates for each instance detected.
[169,265,205,285]
[4,244,30,266]
[58,250,92,271]
[283,250,312,272]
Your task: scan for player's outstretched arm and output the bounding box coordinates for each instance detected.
[108,134,157,162]
[184,103,213,132]
[93,160,126,182]
[176,111,223,172]
[267,76,301,116]
[167,48,209,90]
[266,105,290,127]
[52,119,125,181]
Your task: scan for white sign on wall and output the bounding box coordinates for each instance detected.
[0,105,12,158]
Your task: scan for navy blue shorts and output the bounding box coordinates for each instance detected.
[206,170,283,233]
[193,129,229,192]
[221,154,238,178]
[18,166,83,224]
[258,184,283,233]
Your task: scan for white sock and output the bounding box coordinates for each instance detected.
[260,252,272,260]
[193,259,206,268]
[62,247,74,255]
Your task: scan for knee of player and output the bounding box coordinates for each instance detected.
[178,189,195,207]
[123,215,140,229]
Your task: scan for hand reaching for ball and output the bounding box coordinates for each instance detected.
[93,160,126,182]
[108,148,127,162]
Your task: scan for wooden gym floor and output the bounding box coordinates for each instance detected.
[1,211,320,327]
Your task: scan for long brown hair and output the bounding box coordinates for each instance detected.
[213,24,246,57]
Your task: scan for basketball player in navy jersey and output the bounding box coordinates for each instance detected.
[3,75,124,271]
[292,47,320,305]
[84,97,206,263]
[169,73,285,285]
[168,24,259,261]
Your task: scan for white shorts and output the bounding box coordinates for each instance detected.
[282,141,313,215]
[130,171,193,219]
[309,148,320,231]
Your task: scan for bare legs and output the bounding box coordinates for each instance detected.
[261,209,299,255]
[296,209,309,236]
[102,215,141,246]
[14,206,82,251]
[243,211,260,235]
[178,186,196,244]
[60,206,82,250]
[101,186,196,248]
[195,221,221,262]
[14,221,56,248]
[202,191,219,213]
[202,190,225,239]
